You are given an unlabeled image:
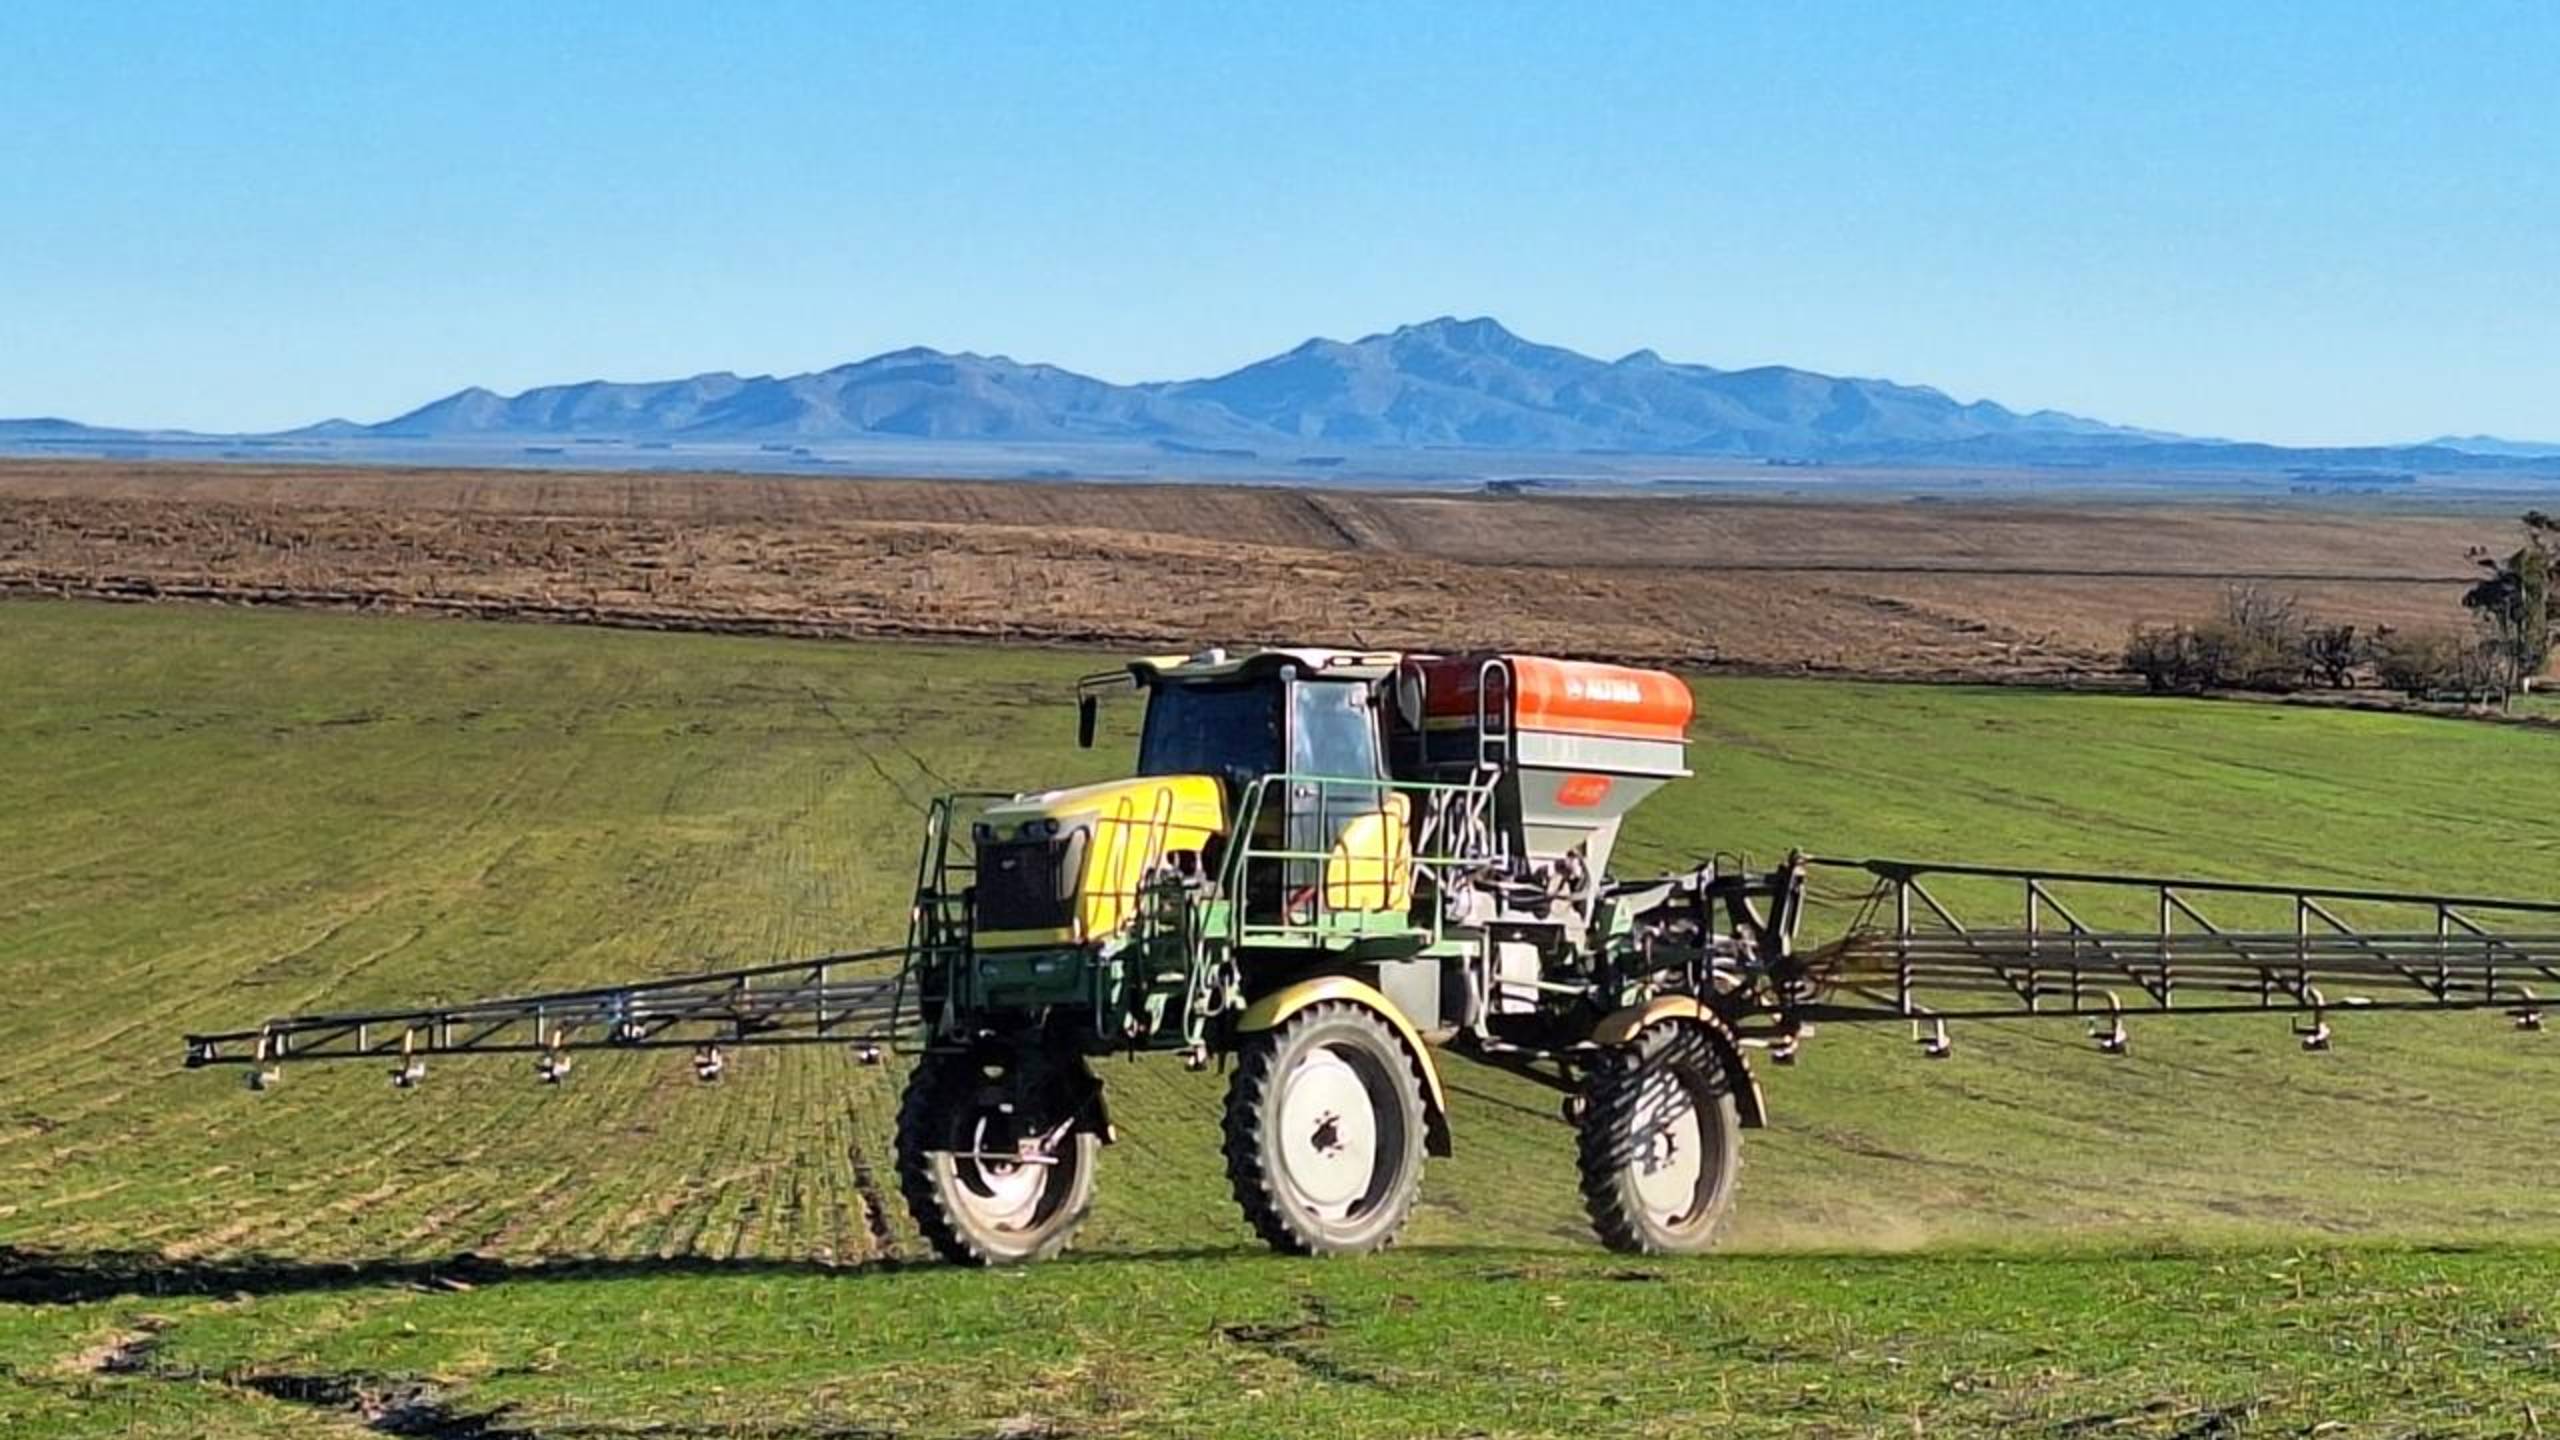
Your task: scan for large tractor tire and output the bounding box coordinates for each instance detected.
[895,1049,1099,1266]
[1223,1001,1429,1256]
[1575,1018,1743,1254]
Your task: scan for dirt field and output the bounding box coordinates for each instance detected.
[0,459,2513,679]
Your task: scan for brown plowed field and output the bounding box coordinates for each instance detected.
[0,459,2512,678]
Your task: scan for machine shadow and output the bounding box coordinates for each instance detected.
[0,1245,892,1306]
[0,1241,1560,1304]
[11,1234,2486,1307]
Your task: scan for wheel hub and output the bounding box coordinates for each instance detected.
[955,1109,1048,1230]
[1276,1047,1379,1215]
[1629,1072,1705,1222]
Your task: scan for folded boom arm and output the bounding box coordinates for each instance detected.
[182,945,913,1085]
[1786,858,2559,1042]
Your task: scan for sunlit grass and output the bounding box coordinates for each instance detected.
[3,600,2555,1436]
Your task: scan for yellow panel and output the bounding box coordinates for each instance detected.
[974,925,1080,950]
[982,774,1226,944]
[1323,793,1413,912]
[1079,776,1223,939]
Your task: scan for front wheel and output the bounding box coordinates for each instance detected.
[1223,1001,1428,1255]
[895,1049,1099,1265]
[1575,1019,1743,1254]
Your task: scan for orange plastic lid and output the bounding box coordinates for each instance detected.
[1415,655,1693,742]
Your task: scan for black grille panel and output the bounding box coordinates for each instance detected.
[976,838,1072,932]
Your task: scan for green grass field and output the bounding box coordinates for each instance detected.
[3,600,2556,1437]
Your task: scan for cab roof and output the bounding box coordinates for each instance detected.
[1124,646,1401,687]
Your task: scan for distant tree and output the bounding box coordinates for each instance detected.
[2218,583,2303,637]
[2124,588,2326,693]
[2462,512,2558,699]
[2305,623,2364,689]
[2191,584,2313,691]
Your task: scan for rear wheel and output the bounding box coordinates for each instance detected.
[1575,1019,1743,1254]
[895,1049,1099,1265]
[1223,1001,1428,1255]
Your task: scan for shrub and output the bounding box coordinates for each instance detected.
[2371,628,2500,700]
[2201,585,2313,691]
[2124,624,2195,693]
[2123,589,2337,694]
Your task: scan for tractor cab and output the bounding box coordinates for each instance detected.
[1107,648,1405,921]
[971,646,1696,963]
[1126,645,1388,789]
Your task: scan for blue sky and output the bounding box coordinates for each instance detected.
[3,1,2552,444]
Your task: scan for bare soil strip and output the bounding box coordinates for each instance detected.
[0,459,2507,680]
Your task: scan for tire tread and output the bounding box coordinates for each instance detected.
[894,1054,1094,1266]
[1222,1000,1428,1256]
[1575,1020,1743,1255]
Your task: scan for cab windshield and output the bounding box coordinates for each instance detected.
[1136,681,1281,793]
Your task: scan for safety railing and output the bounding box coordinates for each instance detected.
[1220,771,1501,950]
[903,790,1019,1044]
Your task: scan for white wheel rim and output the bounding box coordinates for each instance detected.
[1629,1070,1705,1222]
[1275,1046,1380,1217]
[956,1111,1046,1230]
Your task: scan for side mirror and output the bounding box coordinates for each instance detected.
[1392,670,1424,731]
[1077,694,1098,750]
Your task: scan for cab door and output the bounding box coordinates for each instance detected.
[1285,680,1411,917]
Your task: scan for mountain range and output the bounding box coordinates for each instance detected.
[339,316,2168,460]
[2423,435,2560,459]
[4,317,2554,474]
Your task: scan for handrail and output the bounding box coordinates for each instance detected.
[1219,770,1498,948]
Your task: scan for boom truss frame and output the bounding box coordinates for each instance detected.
[1794,858,2558,1038]
[183,946,912,1086]
[181,856,2560,1087]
